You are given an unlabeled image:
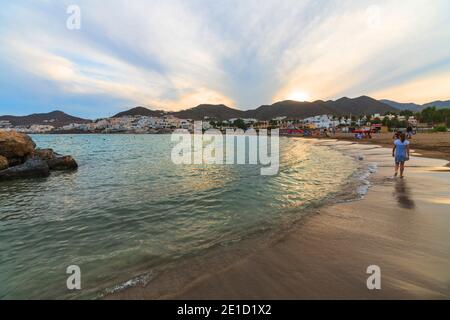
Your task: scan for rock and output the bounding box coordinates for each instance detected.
[0,158,50,181]
[0,132,78,180]
[34,148,77,171]
[0,131,36,166]
[0,155,8,170]
[34,148,61,161]
[47,155,78,171]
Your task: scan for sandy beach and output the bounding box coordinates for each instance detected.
[107,138,450,300]
[327,132,450,163]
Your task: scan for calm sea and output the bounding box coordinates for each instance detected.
[0,134,360,299]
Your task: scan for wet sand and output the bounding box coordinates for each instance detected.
[107,140,450,299]
[327,132,450,163]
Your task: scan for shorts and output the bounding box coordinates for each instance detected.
[395,154,408,163]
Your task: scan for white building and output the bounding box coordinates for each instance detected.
[0,120,12,129]
[242,118,258,124]
[302,115,333,128]
[29,124,55,133]
[202,122,212,130]
[179,119,191,129]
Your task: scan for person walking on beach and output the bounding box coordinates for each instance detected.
[393,130,401,140]
[392,133,410,178]
[406,125,413,139]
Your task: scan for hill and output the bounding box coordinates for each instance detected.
[245,96,396,120]
[328,96,396,116]
[114,96,397,121]
[380,99,450,112]
[380,99,423,112]
[171,104,246,121]
[112,106,166,118]
[0,111,91,127]
[422,100,450,109]
[246,100,331,120]
[0,96,401,126]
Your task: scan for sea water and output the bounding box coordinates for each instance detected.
[0,134,360,299]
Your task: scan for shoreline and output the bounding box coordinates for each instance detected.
[27,131,450,163]
[317,132,450,163]
[102,138,367,300]
[107,139,450,299]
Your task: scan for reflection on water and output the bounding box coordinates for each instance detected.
[394,179,415,209]
[0,135,359,299]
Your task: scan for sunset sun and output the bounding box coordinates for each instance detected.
[287,90,310,102]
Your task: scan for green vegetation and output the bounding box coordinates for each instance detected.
[417,107,450,126]
[399,110,414,117]
[233,119,248,130]
[382,106,450,130]
[381,116,407,129]
[371,117,382,125]
[433,125,448,132]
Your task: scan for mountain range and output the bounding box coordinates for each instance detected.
[1,97,449,126]
[0,110,91,127]
[114,96,397,121]
[381,99,450,112]
[113,106,167,118]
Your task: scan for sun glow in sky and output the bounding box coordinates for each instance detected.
[0,0,449,118]
[286,91,311,102]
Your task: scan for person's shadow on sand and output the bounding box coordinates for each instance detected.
[394,179,415,209]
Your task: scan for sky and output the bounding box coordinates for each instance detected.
[0,0,449,119]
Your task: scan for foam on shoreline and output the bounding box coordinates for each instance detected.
[153,141,450,299]
[104,138,384,299]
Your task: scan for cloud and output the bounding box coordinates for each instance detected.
[272,0,450,102]
[0,0,234,115]
[0,0,449,117]
[370,69,450,103]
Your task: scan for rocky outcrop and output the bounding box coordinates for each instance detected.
[34,148,77,170]
[0,131,78,180]
[0,131,36,166]
[48,155,78,170]
[34,148,59,161]
[0,155,8,170]
[0,158,50,180]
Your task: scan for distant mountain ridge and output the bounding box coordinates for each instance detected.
[0,110,91,127]
[172,104,246,120]
[3,97,450,126]
[113,96,397,121]
[379,99,423,112]
[112,106,167,118]
[381,99,450,112]
[422,100,450,109]
[243,96,397,121]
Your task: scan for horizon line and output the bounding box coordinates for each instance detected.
[2,95,450,119]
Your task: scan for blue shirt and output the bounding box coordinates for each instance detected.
[394,139,409,157]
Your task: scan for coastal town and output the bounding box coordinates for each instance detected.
[0,112,424,135]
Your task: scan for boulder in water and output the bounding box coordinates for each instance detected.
[0,131,78,180]
[47,155,78,171]
[34,148,59,161]
[0,131,36,166]
[0,155,8,170]
[34,148,77,170]
[0,158,50,181]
